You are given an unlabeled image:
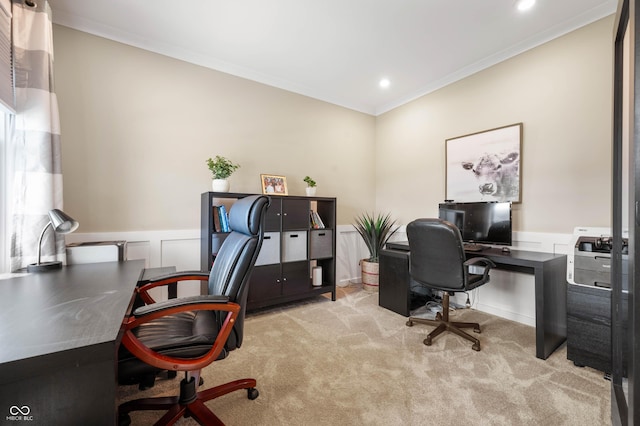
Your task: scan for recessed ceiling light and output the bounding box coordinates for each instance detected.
[379,78,390,89]
[516,0,535,11]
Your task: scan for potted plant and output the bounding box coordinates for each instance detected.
[353,212,398,292]
[206,156,240,192]
[303,176,317,196]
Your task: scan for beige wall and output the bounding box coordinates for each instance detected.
[54,15,614,235]
[53,25,375,232]
[375,16,614,234]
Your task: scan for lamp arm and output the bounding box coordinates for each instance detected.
[35,221,53,266]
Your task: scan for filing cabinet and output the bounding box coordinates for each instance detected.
[567,284,628,374]
[567,233,629,373]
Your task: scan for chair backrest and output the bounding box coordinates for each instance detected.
[406,218,466,292]
[207,195,269,348]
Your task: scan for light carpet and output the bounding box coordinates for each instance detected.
[117,285,611,425]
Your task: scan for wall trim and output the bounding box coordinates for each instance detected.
[66,227,571,327]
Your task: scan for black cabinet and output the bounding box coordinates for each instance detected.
[567,284,627,373]
[201,192,336,311]
[263,197,310,231]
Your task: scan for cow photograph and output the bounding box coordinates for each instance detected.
[446,123,522,203]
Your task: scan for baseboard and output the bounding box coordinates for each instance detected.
[474,303,535,327]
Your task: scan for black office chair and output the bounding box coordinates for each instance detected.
[117,195,269,425]
[405,218,495,351]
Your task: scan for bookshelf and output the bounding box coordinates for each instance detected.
[201,192,337,310]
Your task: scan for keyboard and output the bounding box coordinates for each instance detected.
[463,243,487,252]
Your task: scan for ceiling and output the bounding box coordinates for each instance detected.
[49,0,618,116]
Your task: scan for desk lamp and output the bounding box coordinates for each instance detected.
[27,209,79,272]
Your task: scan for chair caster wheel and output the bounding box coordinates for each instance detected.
[118,413,132,426]
[423,337,432,346]
[406,320,414,327]
[248,387,259,400]
[472,342,480,351]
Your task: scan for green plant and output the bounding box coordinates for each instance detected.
[353,212,398,262]
[303,176,317,187]
[206,156,240,179]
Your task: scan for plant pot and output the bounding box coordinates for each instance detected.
[212,179,230,192]
[305,187,317,196]
[361,259,379,292]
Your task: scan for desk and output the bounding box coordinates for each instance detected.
[380,242,567,360]
[0,260,144,425]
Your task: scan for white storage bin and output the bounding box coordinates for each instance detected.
[256,232,281,266]
[282,231,307,262]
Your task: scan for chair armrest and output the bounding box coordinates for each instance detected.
[132,294,230,317]
[464,257,496,268]
[463,257,495,282]
[136,271,210,305]
[137,270,209,286]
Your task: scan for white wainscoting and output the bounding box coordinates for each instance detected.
[66,230,202,301]
[66,226,572,327]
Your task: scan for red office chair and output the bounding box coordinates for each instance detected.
[117,195,269,425]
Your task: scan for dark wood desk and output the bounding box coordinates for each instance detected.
[380,242,567,360]
[0,260,144,425]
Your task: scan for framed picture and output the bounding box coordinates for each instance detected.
[446,123,522,203]
[260,174,288,195]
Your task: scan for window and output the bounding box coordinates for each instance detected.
[0,115,6,273]
[0,0,11,272]
[0,0,12,111]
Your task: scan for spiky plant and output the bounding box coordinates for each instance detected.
[353,212,398,262]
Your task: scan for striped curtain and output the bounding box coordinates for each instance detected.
[9,0,64,271]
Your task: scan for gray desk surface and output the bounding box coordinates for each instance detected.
[0,260,143,369]
[386,241,566,265]
[0,260,144,424]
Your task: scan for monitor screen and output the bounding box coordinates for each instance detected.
[438,201,512,246]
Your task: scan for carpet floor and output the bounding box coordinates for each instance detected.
[117,285,611,425]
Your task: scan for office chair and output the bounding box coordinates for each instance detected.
[117,195,269,426]
[405,218,495,351]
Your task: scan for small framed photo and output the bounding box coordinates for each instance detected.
[260,174,288,195]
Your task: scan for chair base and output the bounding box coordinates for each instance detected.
[406,293,481,351]
[119,375,259,426]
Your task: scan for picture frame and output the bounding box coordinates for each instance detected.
[260,174,288,195]
[445,123,522,203]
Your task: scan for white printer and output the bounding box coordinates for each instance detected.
[566,227,628,288]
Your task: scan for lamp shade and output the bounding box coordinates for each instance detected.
[27,209,79,272]
[49,209,79,234]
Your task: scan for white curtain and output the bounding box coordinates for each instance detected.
[9,0,64,271]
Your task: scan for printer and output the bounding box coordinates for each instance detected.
[567,227,628,288]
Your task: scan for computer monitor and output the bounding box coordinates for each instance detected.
[438,201,512,247]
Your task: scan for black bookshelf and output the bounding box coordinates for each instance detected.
[201,192,336,310]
